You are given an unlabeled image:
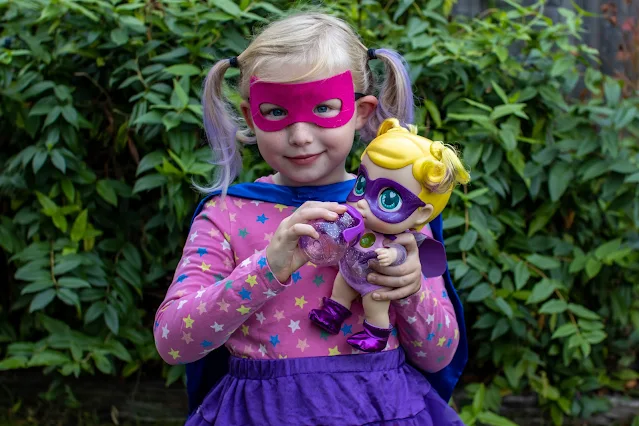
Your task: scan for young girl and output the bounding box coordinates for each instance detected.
[154,12,467,426]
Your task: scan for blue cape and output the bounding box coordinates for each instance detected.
[184,181,467,413]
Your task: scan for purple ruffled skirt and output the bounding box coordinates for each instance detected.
[185,348,463,426]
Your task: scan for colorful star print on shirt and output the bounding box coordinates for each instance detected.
[154,176,459,373]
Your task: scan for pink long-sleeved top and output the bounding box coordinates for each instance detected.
[154,176,460,372]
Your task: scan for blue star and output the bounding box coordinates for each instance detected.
[201,340,213,348]
[256,214,268,224]
[238,287,251,300]
[177,274,188,283]
[446,338,453,348]
[154,321,159,329]
[442,290,448,299]
[269,335,280,347]
[341,324,353,335]
[258,257,267,268]
[292,271,302,283]
[391,327,398,337]
[427,333,435,341]
[197,247,208,257]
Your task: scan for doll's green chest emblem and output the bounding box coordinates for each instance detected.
[359,233,376,248]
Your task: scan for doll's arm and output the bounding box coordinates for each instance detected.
[154,199,291,365]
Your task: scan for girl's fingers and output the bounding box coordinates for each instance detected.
[291,207,341,224]
[289,223,320,239]
[367,270,420,288]
[372,285,419,301]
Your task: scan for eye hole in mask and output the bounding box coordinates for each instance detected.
[259,99,343,122]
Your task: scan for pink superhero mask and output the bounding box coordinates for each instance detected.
[249,70,363,132]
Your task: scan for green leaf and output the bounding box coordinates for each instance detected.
[424,99,442,128]
[132,174,168,193]
[472,383,485,414]
[604,78,621,106]
[539,299,568,314]
[514,261,530,290]
[58,277,91,289]
[0,356,28,370]
[467,283,493,302]
[70,209,88,242]
[585,258,602,278]
[583,330,606,345]
[567,303,599,320]
[459,230,478,251]
[92,352,112,374]
[490,103,528,120]
[97,180,118,207]
[173,79,189,107]
[21,281,54,295]
[104,305,119,335]
[526,279,557,304]
[594,239,622,261]
[28,350,70,367]
[550,56,574,77]
[29,289,56,312]
[165,64,201,77]
[551,323,578,339]
[85,302,106,324]
[213,0,243,16]
[50,150,66,173]
[491,318,510,340]
[476,411,519,426]
[495,297,513,319]
[548,162,574,201]
[526,254,560,270]
[57,288,80,307]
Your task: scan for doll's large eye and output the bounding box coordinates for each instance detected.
[353,174,366,196]
[378,188,403,212]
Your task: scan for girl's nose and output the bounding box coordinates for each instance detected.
[287,122,313,146]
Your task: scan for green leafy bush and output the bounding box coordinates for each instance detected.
[0,0,637,424]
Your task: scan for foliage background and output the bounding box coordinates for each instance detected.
[0,0,637,424]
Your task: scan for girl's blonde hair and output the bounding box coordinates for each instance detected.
[363,119,470,223]
[200,12,415,195]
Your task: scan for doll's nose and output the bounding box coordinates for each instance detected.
[356,199,369,212]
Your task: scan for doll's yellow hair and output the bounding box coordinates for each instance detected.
[362,118,470,223]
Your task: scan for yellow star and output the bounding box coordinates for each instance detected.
[241,324,250,336]
[168,348,180,360]
[420,291,425,303]
[205,199,216,208]
[274,204,287,212]
[278,354,288,359]
[306,261,317,268]
[454,328,459,339]
[437,336,446,347]
[224,232,231,242]
[295,296,308,309]
[432,297,438,307]
[245,275,258,287]
[328,346,341,356]
[237,305,250,315]
[200,262,211,272]
[183,315,194,328]
[412,340,423,347]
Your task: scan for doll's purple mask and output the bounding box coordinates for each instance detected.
[249,70,357,132]
[346,165,426,224]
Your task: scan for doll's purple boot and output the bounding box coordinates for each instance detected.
[308,297,352,335]
[347,321,393,352]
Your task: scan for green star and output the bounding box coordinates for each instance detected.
[238,228,248,238]
[313,274,324,287]
[320,330,330,341]
[265,271,275,282]
[225,280,233,290]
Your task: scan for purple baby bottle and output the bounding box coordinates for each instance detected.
[299,205,364,266]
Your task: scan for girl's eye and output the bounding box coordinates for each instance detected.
[260,104,288,120]
[378,188,403,212]
[315,105,329,114]
[313,99,341,117]
[353,174,366,196]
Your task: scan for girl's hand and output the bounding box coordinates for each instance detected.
[266,201,347,283]
[367,233,422,301]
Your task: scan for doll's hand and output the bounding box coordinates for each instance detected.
[367,233,421,301]
[375,248,397,267]
[266,201,347,283]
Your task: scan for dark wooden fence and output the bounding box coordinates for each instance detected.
[452,0,639,78]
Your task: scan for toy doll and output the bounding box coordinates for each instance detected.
[302,118,470,352]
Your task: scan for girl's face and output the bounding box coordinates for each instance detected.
[348,154,433,234]
[240,65,377,187]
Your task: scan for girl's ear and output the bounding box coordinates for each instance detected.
[240,100,255,132]
[354,95,378,130]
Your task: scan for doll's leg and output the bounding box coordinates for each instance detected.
[346,293,392,353]
[308,272,356,335]
[329,272,359,310]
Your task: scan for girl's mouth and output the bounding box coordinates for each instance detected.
[286,152,323,165]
